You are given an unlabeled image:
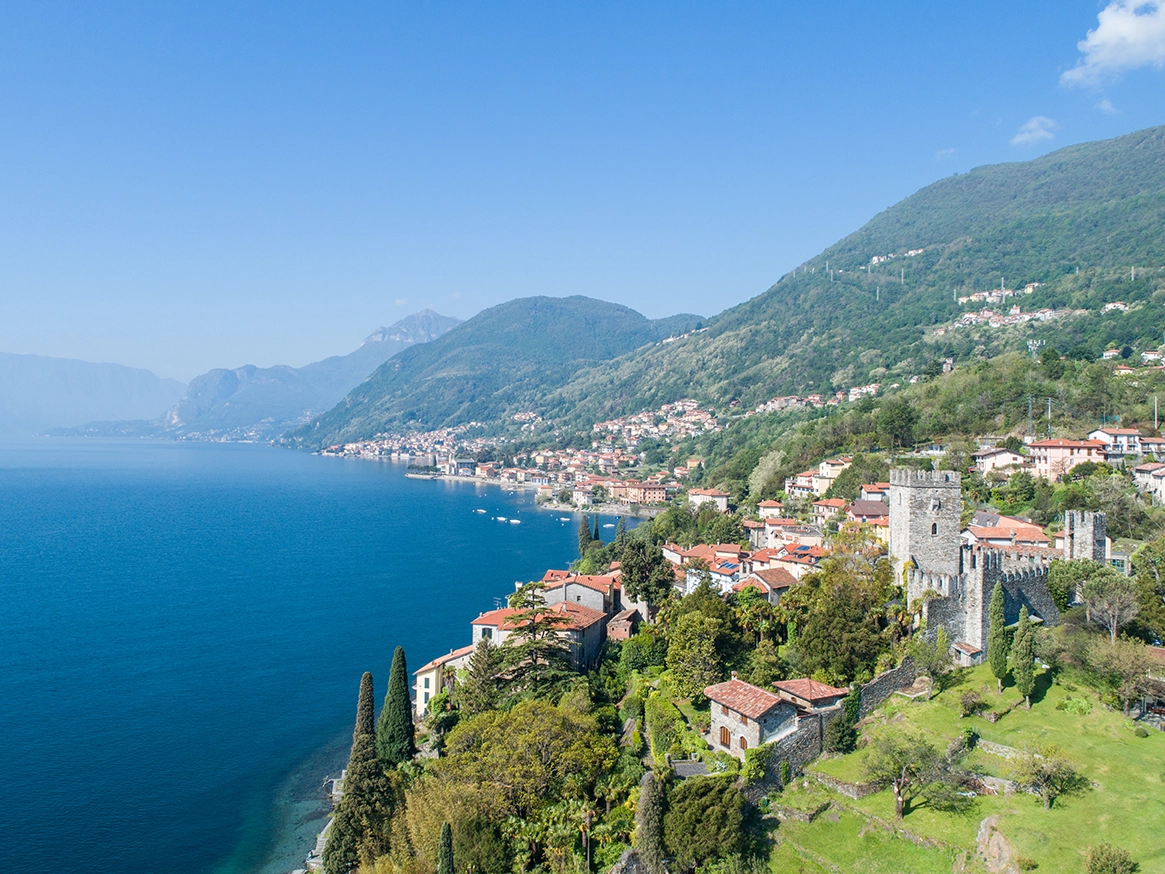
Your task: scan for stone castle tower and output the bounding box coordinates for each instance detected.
[888,469,963,582]
[889,467,1106,656]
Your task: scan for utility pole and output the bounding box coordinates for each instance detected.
[1046,397,1053,437]
[901,267,905,284]
[1028,395,1034,437]
[876,286,880,302]
[1155,395,1158,431]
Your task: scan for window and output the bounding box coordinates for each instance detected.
[423,677,430,689]
[741,714,748,725]
[423,692,429,704]
[721,704,729,716]
[720,726,731,747]
[932,523,938,535]
[481,628,492,639]
[740,736,748,750]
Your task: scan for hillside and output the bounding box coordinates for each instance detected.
[62,309,460,441]
[542,124,1165,426]
[286,297,703,448]
[0,353,185,437]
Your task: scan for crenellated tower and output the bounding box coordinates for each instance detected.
[889,468,962,583]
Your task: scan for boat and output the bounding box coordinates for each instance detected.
[496,516,508,522]
[474,508,486,514]
[509,519,521,524]
[602,523,615,528]
[560,517,572,522]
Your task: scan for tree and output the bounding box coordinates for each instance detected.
[593,514,602,543]
[455,637,503,716]
[634,772,666,874]
[908,627,951,696]
[1012,606,1036,709]
[1088,636,1155,715]
[377,646,416,766]
[1086,844,1140,874]
[578,516,593,558]
[621,540,678,608]
[614,517,627,552]
[662,777,746,872]
[1047,559,1103,612]
[1015,742,1089,809]
[864,732,941,820]
[325,732,400,871]
[322,803,360,874]
[988,582,1009,693]
[354,671,375,740]
[1082,569,1140,644]
[501,582,575,700]
[876,398,919,448]
[439,699,616,818]
[665,612,725,699]
[823,687,860,754]
[437,821,454,874]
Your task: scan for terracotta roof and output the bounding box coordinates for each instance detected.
[1028,439,1105,449]
[758,500,785,508]
[753,567,800,589]
[414,644,476,674]
[952,642,982,655]
[968,526,1050,543]
[773,678,848,704]
[690,488,731,497]
[764,517,802,527]
[471,601,607,631]
[813,498,847,509]
[703,678,786,719]
[848,500,889,518]
[542,569,572,582]
[1093,428,1141,436]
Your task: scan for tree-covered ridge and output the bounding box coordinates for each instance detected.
[544,125,1165,425]
[286,296,703,448]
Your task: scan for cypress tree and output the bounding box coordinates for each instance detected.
[437,821,454,874]
[376,646,416,765]
[615,517,627,552]
[635,772,667,874]
[354,671,375,741]
[578,516,592,558]
[1012,606,1036,709]
[988,582,1009,694]
[593,514,601,543]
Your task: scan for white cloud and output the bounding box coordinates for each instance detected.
[1061,1,1165,87]
[934,147,956,159]
[1097,97,1121,113]
[1011,116,1058,146]
[450,290,462,299]
[394,297,408,306]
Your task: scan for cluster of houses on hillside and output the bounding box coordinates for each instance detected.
[935,305,1082,335]
[591,400,721,447]
[972,427,1165,483]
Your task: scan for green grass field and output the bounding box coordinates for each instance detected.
[766,665,1165,874]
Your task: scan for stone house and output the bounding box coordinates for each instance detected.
[704,675,799,758]
[413,644,474,718]
[772,678,847,711]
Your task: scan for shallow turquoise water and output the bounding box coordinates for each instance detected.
[0,440,618,873]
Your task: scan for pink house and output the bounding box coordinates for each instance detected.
[1028,439,1105,481]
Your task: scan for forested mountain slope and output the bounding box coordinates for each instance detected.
[543,124,1165,425]
[287,296,703,447]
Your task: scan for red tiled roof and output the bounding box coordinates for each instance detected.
[415,644,476,674]
[1028,439,1105,449]
[813,498,847,509]
[773,678,848,704]
[542,569,572,582]
[472,601,607,631]
[968,526,1051,543]
[758,500,785,508]
[703,678,786,719]
[754,567,799,589]
[848,500,889,518]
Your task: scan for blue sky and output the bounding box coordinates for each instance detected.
[1,2,1164,381]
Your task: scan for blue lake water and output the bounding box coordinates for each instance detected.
[0,440,627,874]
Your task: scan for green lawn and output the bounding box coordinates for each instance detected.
[775,665,1165,873]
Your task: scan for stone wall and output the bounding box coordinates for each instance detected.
[858,658,917,719]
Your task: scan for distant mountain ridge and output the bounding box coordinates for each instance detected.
[286,296,704,448]
[0,353,185,437]
[295,124,1165,444]
[64,309,461,441]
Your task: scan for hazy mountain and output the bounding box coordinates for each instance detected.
[63,309,461,441]
[286,297,704,448]
[0,353,185,437]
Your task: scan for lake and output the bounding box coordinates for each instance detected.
[0,440,626,873]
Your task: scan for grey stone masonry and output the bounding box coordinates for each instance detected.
[1063,510,1107,562]
[889,469,963,581]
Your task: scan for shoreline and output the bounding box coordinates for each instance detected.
[404,472,665,519]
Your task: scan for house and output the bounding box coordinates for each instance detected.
[1102,348,1121,360]
[772,678,848,711]
[1028,438,1105,481]
[783,470,818,499]
[951,641,983,667]
[811,457,853,496]
[572,485,594,506]
[470,601,608,669]
[1088,428,1143,460]
[763,518,825,550]
[847,499,890,524]
[731,567,801,604]
[540,573,622,616]
[811,498,847,527]
[859,482,891,502]
[704,675,799,758]
[688,488,730,512]
[964,525,1051,548]
[413,644,474,717]
[971,447,1026,474]
[607,608,640,640]
[742,518,767,550]
[757,499,786,519]
[774,544,829,578]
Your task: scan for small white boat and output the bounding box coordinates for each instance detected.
[496,516,508,522]
[473,509,486,514]
[602,523,615,528]
[509,519,521,524]
[560,517,571,522]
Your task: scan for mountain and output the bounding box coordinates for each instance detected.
[538,124,1165,425]
[286,297,704,447]
[0,353,185,437]
[63,309,461,441]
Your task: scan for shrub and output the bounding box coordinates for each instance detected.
[1055,695,1093,716]
[960,691,983,718]
[1134,726,1149,738]
[1016,856,1039,871]
[1085,843,1140,874]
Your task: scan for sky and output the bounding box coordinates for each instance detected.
[1,2,1164,381]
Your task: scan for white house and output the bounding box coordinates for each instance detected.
[688,488,730,512]
[413,644,474,718]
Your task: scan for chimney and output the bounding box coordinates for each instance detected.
[731,671,738,680]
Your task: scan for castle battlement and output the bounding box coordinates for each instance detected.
[889,468,961,489]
